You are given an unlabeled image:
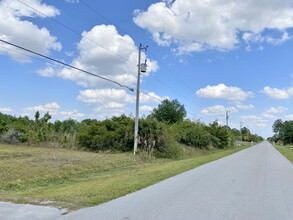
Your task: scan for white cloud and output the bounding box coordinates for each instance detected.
[266,106,288,114]
[0,0,61,62]
[77,89,167,106]
[201,105,237,116]
[23,102,84,119]
[133,0,293,53]
[77,88,165,118]
[196,84,254,101]
[140,105,153,112]
[235,103,254,110]
[24,102,60,113]
[284,115,293,120]
[260,86,293,99]
[140,92,169,104]
[65,0,79,3]
[53,25,158,88]
[243,31,291,46]
[239,115,269,128]
[65,51,75,57]
[261,113,276,120]
[37,64,56,77]
[59,110,84,119]
[77,89,134,105]
[0,108,12,113]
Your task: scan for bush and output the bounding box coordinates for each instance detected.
[208,121,229,149]
[171,120,211,148]
[137,117,166,154]
[154,136,183,159]
[77,115,134,151]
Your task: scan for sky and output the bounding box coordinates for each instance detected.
[1,0,293,138]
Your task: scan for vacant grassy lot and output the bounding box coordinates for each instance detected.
[0,143,249,211]
[275,145,293,163]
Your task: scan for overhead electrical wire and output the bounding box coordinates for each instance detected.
[12,0,199,115]
[140,92,198,118]
[76,0,199,102]
[16,0,134,65]
[0,39,135,91]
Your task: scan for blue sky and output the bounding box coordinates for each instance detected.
[1,0,293,138]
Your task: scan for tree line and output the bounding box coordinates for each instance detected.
[268,119,293,145]
[0,99,263,158]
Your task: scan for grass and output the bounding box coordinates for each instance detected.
[275,145,293,163]
[0,143,250,211]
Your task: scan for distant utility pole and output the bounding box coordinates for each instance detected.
[134,43,148,155]
[226,110,230,127]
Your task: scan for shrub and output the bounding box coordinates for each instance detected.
[171,120,211,148]
[137,117,166,154]
[208,121,229,149]
[77,115,134,151]
[154,136,183,159]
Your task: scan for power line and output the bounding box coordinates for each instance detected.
[14,1,182,97]
[14,0,199,110]
[140,91,198,118]
[148,51,196,92]
[16,0,134,65]
[79,0,141,44]
[78,0,198,99]
[79,1,197,93]
[0,39,134,91]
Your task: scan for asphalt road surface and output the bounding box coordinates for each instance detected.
[60,141,293,220]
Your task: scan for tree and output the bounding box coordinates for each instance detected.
[273,119,283,134]
[271,119,293,145]
[151,99,186,124]
[208,121,229,148]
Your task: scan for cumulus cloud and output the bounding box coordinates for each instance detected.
[196,84,254,101]
[23,102,84,119]
[0,0,61,62]
[261,86,293,99]
[235,103,254,110]
[58,110,84,119]
[133,0,293,53]
[23,102,60,114]
[140,92,169,104]
[239,115,269,128]
[201,105,237,116]
[51,25,158,88]
[266,106,288,114]
[77,89,134,105]
[260,106,288,120]
[284,115,293,120]
[77,88,165,118]
[261,113,276,120]
[140,105,154,112]
[65,0,79,3]
[0,107,12,113]
[243,31,291,46]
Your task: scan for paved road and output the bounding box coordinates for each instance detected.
[60,141,293,220]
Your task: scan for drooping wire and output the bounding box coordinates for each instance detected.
[0,39,135,91]
[13,0,199,115]
[16,0,136,65]
[77,0,198,103]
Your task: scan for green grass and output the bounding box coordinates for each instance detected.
[0,143,249,210]
[275,145,293,163]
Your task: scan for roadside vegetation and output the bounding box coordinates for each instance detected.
[0,99,263,210]
[268,119,293,145]
[0,99,263,158]
[0,143,251,210]
[268,119,293,163]
[275,145,293,163]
